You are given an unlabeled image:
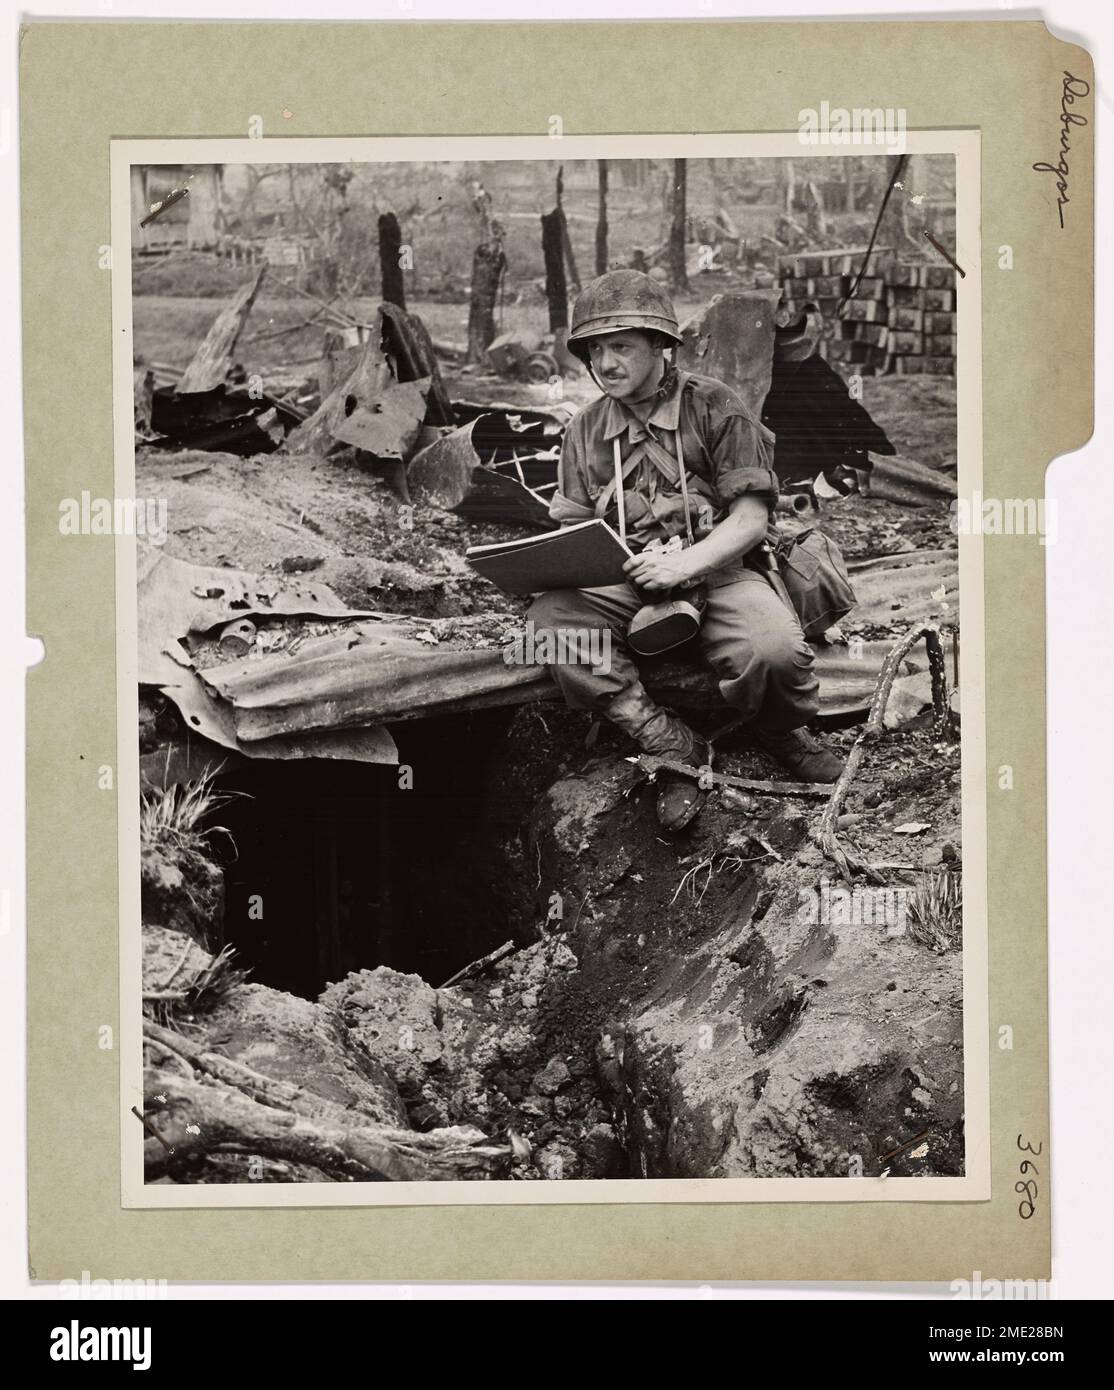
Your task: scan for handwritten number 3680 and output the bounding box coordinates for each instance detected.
[1016,1135,1042,1219]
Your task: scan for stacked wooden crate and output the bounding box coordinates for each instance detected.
[880,262,957,375]
[777,249,957,377]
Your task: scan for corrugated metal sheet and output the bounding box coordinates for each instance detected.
[138,548,397,763]
[138,547,384,686]
[847,548,959,623]
[141,548,956,764]
[197,623,548,742]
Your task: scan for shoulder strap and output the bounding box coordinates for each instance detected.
[594,437,637,538]
[612,438,627,544]
[674,427,695,545]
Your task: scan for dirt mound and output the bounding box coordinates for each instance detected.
[202,984,408,1127]
[456,720,964,1181]
[321,968,492,1130]
[141,842,224,946]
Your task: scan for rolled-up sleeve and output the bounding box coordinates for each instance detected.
[548,416,596,525]
[706,394,780,510]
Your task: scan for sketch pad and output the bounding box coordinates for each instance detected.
[467,520,632,594]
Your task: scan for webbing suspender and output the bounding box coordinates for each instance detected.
[611,429,695,546]
[612,437,627,546]
[674,428,696,545]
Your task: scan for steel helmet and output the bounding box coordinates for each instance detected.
[566,270,682,364]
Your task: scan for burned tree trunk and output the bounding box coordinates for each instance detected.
[560,214,581,295]
[841,156,856,213]
[377,211,407,310]
[658,164,672,247]
[668,158,689,294]
[555,166,581,294]
[177,262,267,395]
[466,240,506,365]
[134,362,155,437]
[541,207,569,332]
[595,160,609,276]
[466,182,505,366]
[379,301,454,426]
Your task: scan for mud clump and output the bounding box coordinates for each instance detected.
[141,842,225,947]
[319,944,624,1180]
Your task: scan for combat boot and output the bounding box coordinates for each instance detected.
[750,726,843,784]
[603,683,714,830]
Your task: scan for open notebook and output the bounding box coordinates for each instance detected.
[465,519,633,595]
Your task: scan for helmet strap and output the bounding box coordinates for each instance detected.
[654,357,678,401]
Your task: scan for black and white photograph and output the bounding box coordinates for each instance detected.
[120,136,983,1199]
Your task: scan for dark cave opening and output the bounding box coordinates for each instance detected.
[212,706,535,999]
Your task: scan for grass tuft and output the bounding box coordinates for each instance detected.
[140,767,239,856]
[144,943,249,1028]
[906,867,963,952]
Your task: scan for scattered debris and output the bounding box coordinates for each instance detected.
[407,420,482,509]
[639,755,832,800]
[451,458,553,527]
[292,336,430,459]
[217,617,257,657]
[485,326,561,383]
[860,451,958,506]
[440,940,517,990]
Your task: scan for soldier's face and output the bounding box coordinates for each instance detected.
[587,331,663,401]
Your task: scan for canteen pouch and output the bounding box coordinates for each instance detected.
[770,529,857,639]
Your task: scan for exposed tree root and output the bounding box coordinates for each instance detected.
[143,1074,510,1183]
[811,622,953,884]
[142,1020,511,1182]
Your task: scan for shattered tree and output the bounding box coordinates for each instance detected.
[595,159,609,277]
[541,206,569,332]
[177,262,267,394]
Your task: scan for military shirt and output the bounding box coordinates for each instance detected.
[549,368,780,550]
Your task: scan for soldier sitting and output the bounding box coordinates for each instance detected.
[528,270,844,830]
